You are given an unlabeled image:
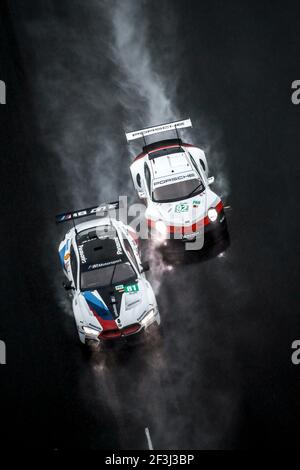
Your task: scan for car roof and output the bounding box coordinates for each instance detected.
[76,229,127,272]
[149,148,195,180]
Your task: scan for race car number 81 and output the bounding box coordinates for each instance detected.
[125,284,139,293]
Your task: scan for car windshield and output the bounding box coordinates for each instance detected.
[152,178,205,203]
[80,261,136,291]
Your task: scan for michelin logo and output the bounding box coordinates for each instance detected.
[0,340,6,365]
[78,245,87,264]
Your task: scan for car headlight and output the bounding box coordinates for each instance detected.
[141,308,156,327]
[155,220,168,235]
[207,208,218,222]
[83,326,101,338]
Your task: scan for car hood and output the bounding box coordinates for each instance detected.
[80,278,152,330]
[148,189,220,226]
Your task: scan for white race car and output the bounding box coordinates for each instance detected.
[56,203,160,347]
[126,119,228,246]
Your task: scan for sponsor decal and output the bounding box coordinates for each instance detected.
[153,173,195,187]
[193,200,201,207]
[78,245,87,264]
[114,236,123,255]
[64,252,70,261]
[58,202,118,222]
[125,283,139,294]
[115,284,125,293]
[88,258,122,270]
[127,119,191,141]
[175,203,189,213]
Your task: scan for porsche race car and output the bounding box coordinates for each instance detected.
[56,203,160,347]
[126,119,228,248]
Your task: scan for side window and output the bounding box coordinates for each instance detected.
[70,245,78,288]
[136,173,142,188]
[200,159,206,172]
[189,153,202,177]
[144,163,151,193]
[123,239,139,272]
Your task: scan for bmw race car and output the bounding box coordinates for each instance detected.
[56,202,160,347]
[126,119,228,247]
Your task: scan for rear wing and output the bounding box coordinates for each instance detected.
[125,118,192,143]
[55,201,119,224]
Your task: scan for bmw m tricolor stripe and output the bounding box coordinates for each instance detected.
[83,291,118,330]
[83,291,111,318]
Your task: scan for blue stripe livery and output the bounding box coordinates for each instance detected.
[83,291,113,320]
[59,240,70,267]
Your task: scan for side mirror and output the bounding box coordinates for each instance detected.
[63,280,74,291]
[208,176,215,185]
[138,190,147,199]
[141,261,150,273]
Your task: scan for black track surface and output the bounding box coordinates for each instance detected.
[0,0,299,449]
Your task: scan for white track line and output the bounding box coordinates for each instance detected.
[145,427,154,450]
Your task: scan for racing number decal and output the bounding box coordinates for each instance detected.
[175,203,189,213]
[115,284,139,293]
[125,284,139,293]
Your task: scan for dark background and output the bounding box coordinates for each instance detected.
[0,0,299,449]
